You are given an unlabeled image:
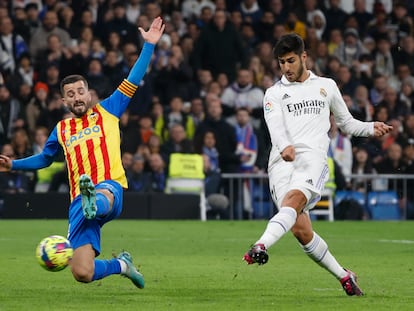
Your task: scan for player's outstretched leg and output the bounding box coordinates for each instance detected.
[117,251,145,289]
[79,174,97,219]
[340,269,364,296]
[243,243,268,265]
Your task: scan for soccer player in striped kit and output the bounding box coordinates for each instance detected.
[243,33,393,296]
[0,17,165,288]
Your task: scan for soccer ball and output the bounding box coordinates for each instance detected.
[36,235,73,272]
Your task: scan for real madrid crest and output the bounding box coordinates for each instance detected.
[320,88,327,97]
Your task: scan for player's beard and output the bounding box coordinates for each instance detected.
[69,101,88,117]
[285,61,305,82]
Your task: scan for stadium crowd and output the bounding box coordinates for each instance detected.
[1,0,414,219]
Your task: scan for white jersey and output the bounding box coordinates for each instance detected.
[263,71,374,171]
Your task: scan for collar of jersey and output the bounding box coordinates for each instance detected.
[281,70,317,85]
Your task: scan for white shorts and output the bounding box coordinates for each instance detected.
[268,149,329,212]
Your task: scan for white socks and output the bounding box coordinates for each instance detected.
[118,259,127,274]
[302,232,347,279]
[256,207,297,249]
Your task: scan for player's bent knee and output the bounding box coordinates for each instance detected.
[291,227,313,244]
[71,265,94,283]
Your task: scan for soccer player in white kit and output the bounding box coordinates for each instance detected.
[242,34,393,296]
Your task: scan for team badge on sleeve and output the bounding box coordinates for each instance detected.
[264,102,273,112]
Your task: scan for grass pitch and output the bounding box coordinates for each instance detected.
[0,219,413,311]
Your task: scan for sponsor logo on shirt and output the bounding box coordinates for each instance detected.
[282,93,290,100]
[286,99,325,117]
[65,125,103,147]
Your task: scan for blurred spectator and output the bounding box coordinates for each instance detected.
[220,68,264,128]
[0,16,29,78]
[148,153,167,192]
[25,81,48,137]
[240,22,258,59]
[393,35,414,73]
[237,0,263,25]
[5,53,35,97]
[36,90,65,133]
[375,142,406,195]
[0,143,31,194]
[181,0,215,21]
[352,84,374,121]
[58,5,76,40]
[125,0,143,24]
[23,3,42,42]
[159,96,195,142]
[85,58,112,99]
[324,0,349,38]
[333,27,368,68]
[378,86,409,121]
[0,84,24,146]
[284,12,306,40]
[160,123,194,164]
[29,10,71,67]
[194,93,239,173]
[101,1,139,47]
[369,74,388,105]
[119,109,140,154]
[154,43,194,104]
[326,28,343,55]
[268,0,288,25]
[309,10,326,41]
[254,10,275,43]
[234,107,258,173]
[350,0,374,37]
[126,154,151,193]
[336,64,360,96]
[188,97,205,128]
[36,33,74,78]
[351,145,377,192]
[103,49,125,88]
[11,127,33,159]
[373,34,394,78]
[192,9,247,81]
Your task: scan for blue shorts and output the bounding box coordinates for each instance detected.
[67,180,123,256]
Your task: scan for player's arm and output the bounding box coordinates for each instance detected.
[329,80,392,137]
[101,17,165,117]
[0,128,60,172]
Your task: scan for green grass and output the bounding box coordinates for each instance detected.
[0,220,413,311]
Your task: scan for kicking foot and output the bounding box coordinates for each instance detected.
[79,174,97,219]
[243,243,269,265]
[117,251,145,289]
[340,269,364,296]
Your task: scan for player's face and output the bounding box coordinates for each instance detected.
[278,51,307,82]
[62,80,92,117]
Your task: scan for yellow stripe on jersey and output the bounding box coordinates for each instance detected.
[118,79,138,98]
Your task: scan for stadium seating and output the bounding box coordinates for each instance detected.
[366,191,400,220]
[311,189,334,221]
[165,153,207,220]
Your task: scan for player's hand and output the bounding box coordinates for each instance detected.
[373,121,393,137]
[0,155,12,172]
[139,16,165,44]
[281,145,295,162]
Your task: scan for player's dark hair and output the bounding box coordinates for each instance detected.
[273,33,305,59]
[60,75,88,95]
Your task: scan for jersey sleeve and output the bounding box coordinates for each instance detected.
[11,127,60,170]
[329,79,374,137]
[263,86,292,152]
[101,42,155,118]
